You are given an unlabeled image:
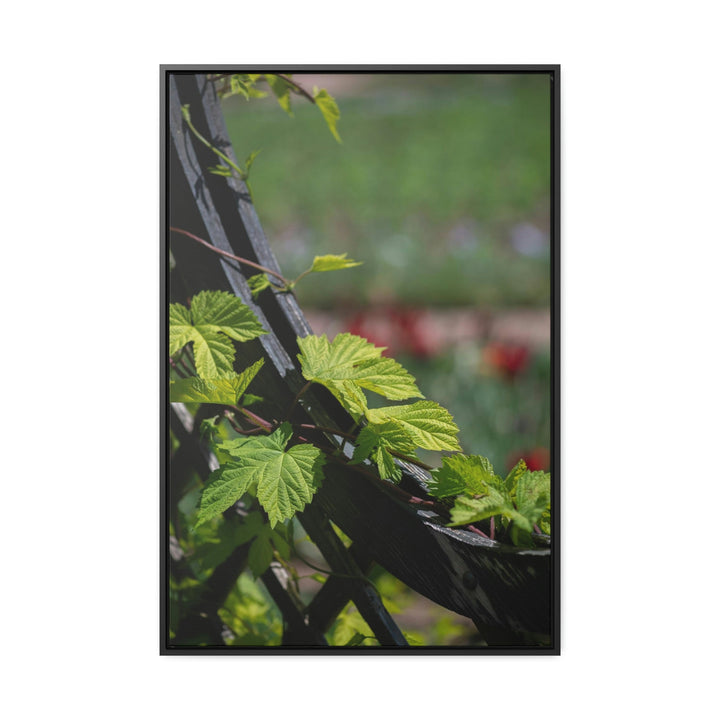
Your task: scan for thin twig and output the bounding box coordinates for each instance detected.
[275,73,316,103]
[467,524,491,540]
[169,226,288,286]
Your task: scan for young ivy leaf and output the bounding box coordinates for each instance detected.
[366,401,461,453]
[504,458,528,492]
[449,489,520,528]
[440,453,552,546]
[169,290,266,380]
[309,253,362,273]
[265,74,294,116]
[169,359,264,405]
[208,163,233,177]
[313,87,342,143]
[514,471,551,527]
[196,422,325,528]
[428,454,501,499]
[247,273,272,298]
[350,419,418,482]
[297,333,422,419]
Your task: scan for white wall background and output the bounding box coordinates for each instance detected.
[2,2,718,718]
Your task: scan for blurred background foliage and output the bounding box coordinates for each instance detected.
[171,73,552,646]
[222,72,552,475]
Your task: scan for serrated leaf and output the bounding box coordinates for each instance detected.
[169,291,266,380]
[189,290,266,343]
[247,273,271,298]
[428,453,500,498]
[297,333,422,417]
[366,401,461,452]
[309,253,362,273]
[208,423,325,528]
[196,466,256,527]
[449,489,515,527]
[351,420,417,482]
[505,458,528,492]
[169,359,264,405]
[265,74,294,116]
[313,87,342,143]
[255,442,326,528]
[230,75,251,99]
[515,471,551,526]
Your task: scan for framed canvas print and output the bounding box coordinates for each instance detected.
[161,66,559,654]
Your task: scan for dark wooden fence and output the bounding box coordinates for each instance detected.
[163,71,553,651]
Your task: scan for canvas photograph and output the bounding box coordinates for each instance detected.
[162,67,559,653]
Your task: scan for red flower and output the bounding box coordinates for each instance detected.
[482,342,530,379]
[345,306,441,359]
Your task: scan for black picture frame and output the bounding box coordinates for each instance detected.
[161,65,560,655]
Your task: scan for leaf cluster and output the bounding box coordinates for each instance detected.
[429,455,551,546]
[211,73,342,143]
[297,333,460,481]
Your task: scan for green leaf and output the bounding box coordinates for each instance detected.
[208,163,233,177]
[428,453,500,498]
[230,75,251,99]
[505,458,528,492]
[196,465,256,527]
[297,333,422,418]
[313,87,342,143]
[199,416,221,442]
[514,471,551,527]
[449,489,516,527]
[169,291,266,380]
[202,423,325,528]
[265,74,294,116]
[309,253,362,273]
[244,149,261,175]
[247,273,271,298]
[366,401,461,452]
[169,359,264,405]
[351,420,417,482]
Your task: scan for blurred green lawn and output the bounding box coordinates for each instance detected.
[222,73,551,308]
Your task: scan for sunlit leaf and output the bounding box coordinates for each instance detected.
[198,423,325,528]
[366,401,461,452]
[313,87,342,143]
[169,359,264,405]
[169,291,266,379]
[297,333,422,418]
[309,253,362,273]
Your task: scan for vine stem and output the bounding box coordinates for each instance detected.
[169,226,288,286]
[236,406,273,432]
[181,105,247,179]
[467,524,491,540]
[208,72,316,104]
[223,410,266,436]
[275,73,316,103]
[297,422,356,440]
